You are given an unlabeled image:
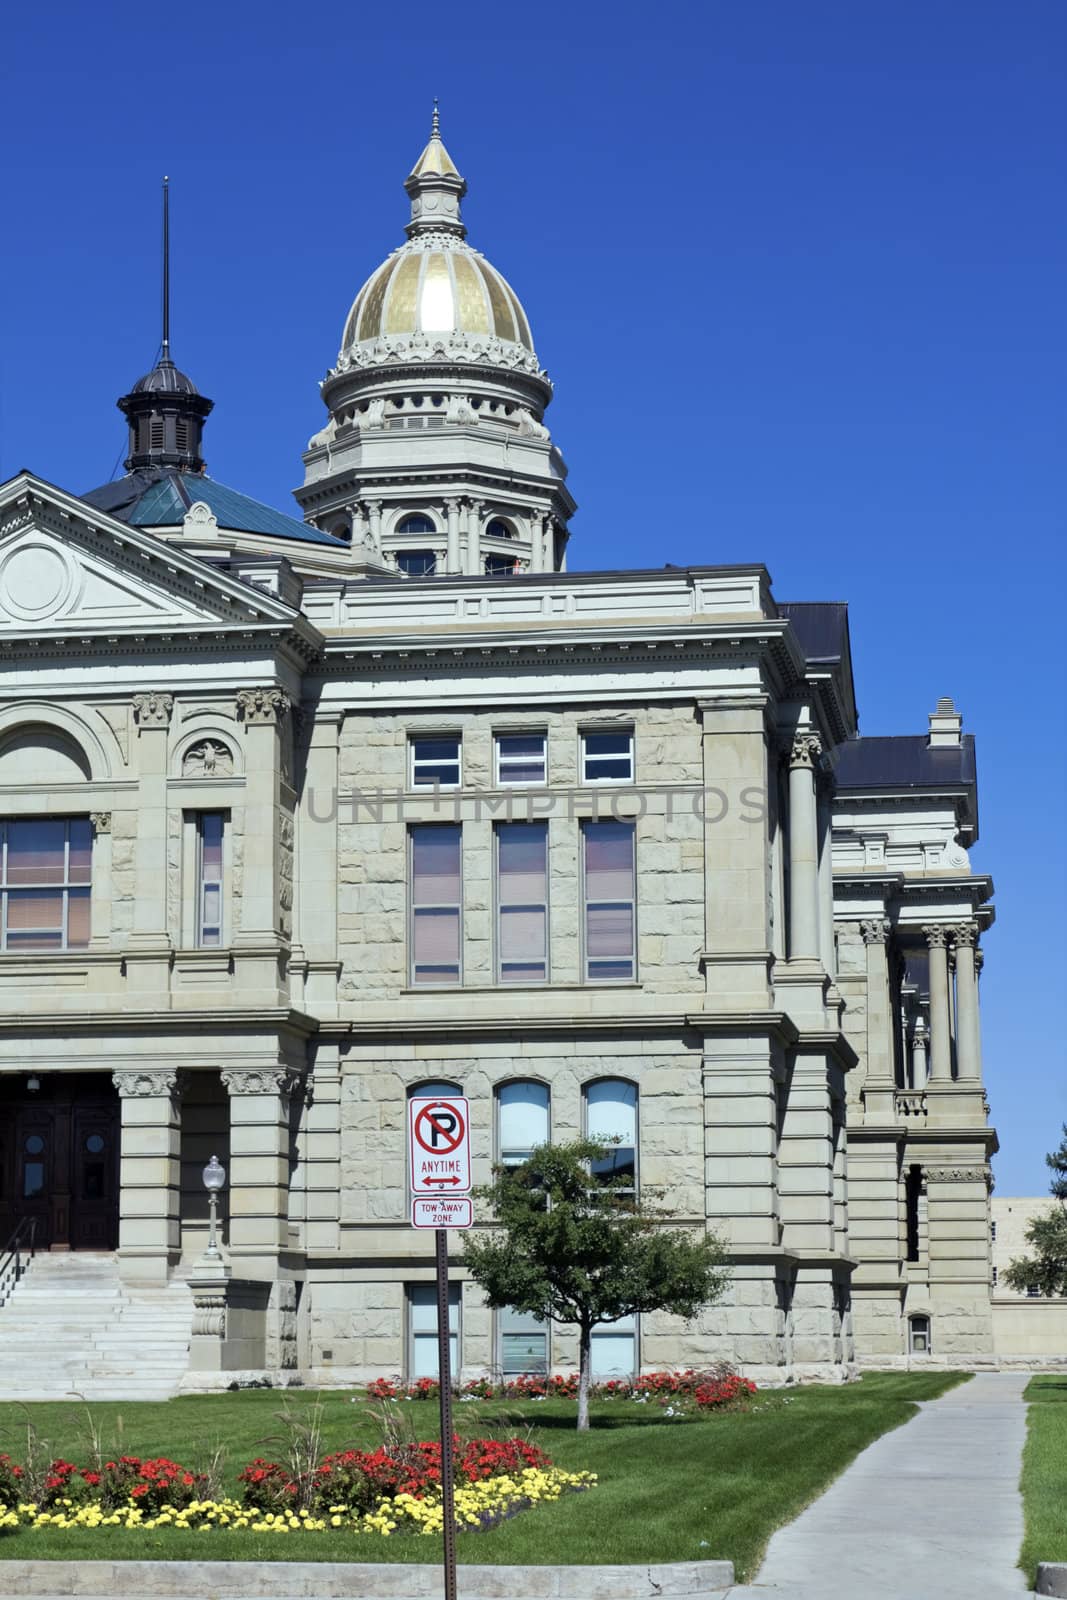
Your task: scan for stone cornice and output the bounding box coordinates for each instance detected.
[0,1006,318,1038]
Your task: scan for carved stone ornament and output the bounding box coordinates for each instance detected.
[860,918,890,945]
[924,1164,993,1187]
[220,1067,300,1098]
[789,733,823,770]
[192,1289,227,1339]
[182,739,234,778]
[89,811,112,835]
[922,924,949,949]
[112,1068,187,1099]
[132,692,174,729]
[236,688,291,727]
[952,921,979,948]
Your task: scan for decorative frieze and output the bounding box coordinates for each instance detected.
[112,1068,186,1099]
[924,1164,992,1187]
[132,692,174,728]
[220,1066,300,1098]
[236,687,291,726]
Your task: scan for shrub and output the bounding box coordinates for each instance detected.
[0,1454,24,1507]
[694,1374,757,1410]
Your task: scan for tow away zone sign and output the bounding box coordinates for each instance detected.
[411,1196,473,1229]
[408,1095,471,1197]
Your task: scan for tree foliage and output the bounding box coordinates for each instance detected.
[1004,1124,1067,1298]
[463,1139,730,1428]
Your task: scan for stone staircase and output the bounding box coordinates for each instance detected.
[0,1252,193,1400]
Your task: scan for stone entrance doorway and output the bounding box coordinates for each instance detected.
[0,1074,119,1250]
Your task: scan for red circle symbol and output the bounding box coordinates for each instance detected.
[413,1101,466,1155]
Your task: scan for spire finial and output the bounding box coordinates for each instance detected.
[161,175,171,363]
[431,99,440,138]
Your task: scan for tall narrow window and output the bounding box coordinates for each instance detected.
[197,813,225,947]
[410,826,462,985]
[408,1282,460,1378]
[496,823,548,982]
[498,1080,550,1165]
[585,1078,637,1195]
[582,820,636,981]
[1,818,91,951]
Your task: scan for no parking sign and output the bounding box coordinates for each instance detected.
[408,1095,471,1198]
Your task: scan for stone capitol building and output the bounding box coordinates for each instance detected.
[0,121,1012,1397]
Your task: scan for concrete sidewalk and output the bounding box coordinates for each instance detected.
[722,1371,1031,1600]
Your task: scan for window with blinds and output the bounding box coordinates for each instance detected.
[0,818,91,951]
[496,822,548,982]
[410,825,462,984]
[582,820,636,981]
[197,813,225,947]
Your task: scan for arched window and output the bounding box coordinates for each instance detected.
[408,1079,463,1102]
[486,517,514,540]
[397,514,436,536]
[908,1314,931,1355]
[497,1080,549,1166]
[585,1079,637,1193]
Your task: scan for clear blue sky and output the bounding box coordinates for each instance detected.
[1,1,1064,1191]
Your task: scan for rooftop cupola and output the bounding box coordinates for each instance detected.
[117,177,213,474]
[404,103,467,239]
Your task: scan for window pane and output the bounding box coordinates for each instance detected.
[409,1081,463,1100]
[586,904,633,957]
[587,959,634,981]
[499,1081,549,1155]
[498,734,544,759]
[68,820,92,883]
[66,888,91,946]
[410,1283,460,1378]
[583,732,633,781]
[500,906,546,962]
[585,822,634,900]
[398,550,436,576]
[586,1080,637,1144]
[6,889,63,930]
[501,1330,548,1374]
[591,1328,636,1378]
[497,734,546,784]
[412,738,460,785]
[591,1146,636,1186]
[6,821,66,885]
[499,823,546,899]
[413,907,460,969]
[412,826,461,903]
[202,883,222,924]
[201,814,224,875]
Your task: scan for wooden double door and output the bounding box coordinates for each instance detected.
[0,1074,119,1251]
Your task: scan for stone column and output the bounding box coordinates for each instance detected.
[528,510,546,572]
[366,501,383,551]
[860,918,895,1119]
[235,688,292,995]
[787,734,822,962]
[222,1066,298,1270]
[952,922,982,1081]
[89,811,113,949]
[923,925,952,1080]
[126,692,173,990]
[817,778,836,973]
[445,498,461,574]
[910,1014,928,1088]
[466,499,483,575]
[113,1068,185,1284]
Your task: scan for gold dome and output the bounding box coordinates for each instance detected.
[341,243,533,352]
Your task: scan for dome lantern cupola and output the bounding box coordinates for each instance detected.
[404,104,468,240]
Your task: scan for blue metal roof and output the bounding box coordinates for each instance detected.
[82,470,345,547]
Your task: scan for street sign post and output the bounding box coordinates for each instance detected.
[407,1095,473,1600]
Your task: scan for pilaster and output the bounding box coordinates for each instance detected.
[113,1067,185,1284]
[221,1065,300,1274]
[235,687,292,999]
[125,692,174,992]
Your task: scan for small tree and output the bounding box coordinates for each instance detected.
[1004,1125,1067,1299]
[463,1139,730,1430]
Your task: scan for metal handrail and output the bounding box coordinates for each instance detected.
[0,1216,37,1306]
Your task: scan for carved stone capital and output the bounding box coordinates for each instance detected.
[191,1289,227,1339]
[922,923,949,949]
[952,921,979,948]
[924,1164,993,1188]
[220,1066,300,1098]
[236,688,291,727]
[112,1068,187,1100]
[788,733,823,770]
[860,918,891,945]
[132,692,174,729]
[90,811,112,835]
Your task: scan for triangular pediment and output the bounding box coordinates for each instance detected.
[0,472,301,638]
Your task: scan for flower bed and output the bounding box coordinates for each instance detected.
[0,1439,595,1539]
[364,1369,757,1408]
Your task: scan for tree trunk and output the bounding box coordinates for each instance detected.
[577,1322,592,1431]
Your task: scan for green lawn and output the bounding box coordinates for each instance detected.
[1020,1374,1067,1587]
[0,1372,967,1581]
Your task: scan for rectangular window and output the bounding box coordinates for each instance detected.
[495,732,547,787]
[410,735,461,789]
[498,1306,549,1375]
[197,813,225,947]
[591,1313,637,1378]
[581,729,634,784]
[408,1283,460,1379]
[496,822,548,983]
[0,818,91,951]
[582,820,636,981]
[410,825,462,985]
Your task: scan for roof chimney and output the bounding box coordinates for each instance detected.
[928,697,963,748]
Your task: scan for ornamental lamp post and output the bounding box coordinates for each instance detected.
[202,1155,226,1258]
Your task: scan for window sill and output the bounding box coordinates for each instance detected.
[401,981,643,995]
